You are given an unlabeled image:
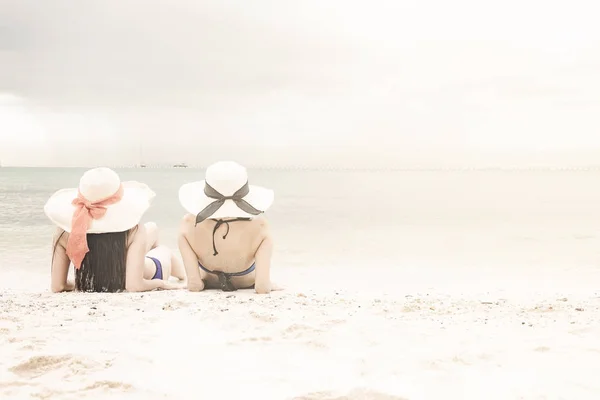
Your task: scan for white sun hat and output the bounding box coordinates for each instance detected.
[44,167,156,234]
[178,161,274,223]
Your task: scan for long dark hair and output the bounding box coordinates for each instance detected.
[53,227,136,293]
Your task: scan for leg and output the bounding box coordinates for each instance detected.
[144,245,172,279]
[144,222,159,253]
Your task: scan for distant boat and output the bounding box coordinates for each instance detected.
[173,162,188,168]
[138,142,147,168]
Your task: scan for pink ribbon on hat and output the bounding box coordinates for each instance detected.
[66,185,124,269]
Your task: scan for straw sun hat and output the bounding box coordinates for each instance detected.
[178,161,274,223]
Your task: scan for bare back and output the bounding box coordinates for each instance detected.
[178,214,273,293]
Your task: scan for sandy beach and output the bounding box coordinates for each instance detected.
[2,168,600,399]
[2,265,599,400]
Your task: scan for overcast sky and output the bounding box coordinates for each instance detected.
[1,0,600,167]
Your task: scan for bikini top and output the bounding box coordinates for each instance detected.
[203,217,253,292]
[209,217,251,256]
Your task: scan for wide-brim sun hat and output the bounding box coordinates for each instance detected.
[179,161,274,222]
[44,167,156,234]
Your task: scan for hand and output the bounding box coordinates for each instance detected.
[187,280,205,292]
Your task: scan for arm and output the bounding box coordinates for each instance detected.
[177,215,204,292]
[254,234,273,294]
[50,228,75,293]
[125,224,166,292]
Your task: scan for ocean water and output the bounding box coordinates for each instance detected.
[1,167,600,280]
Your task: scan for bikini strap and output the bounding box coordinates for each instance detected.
[211,217,251,256]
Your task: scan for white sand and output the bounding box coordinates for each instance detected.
[1,266,600,400]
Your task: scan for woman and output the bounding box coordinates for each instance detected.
[177,161,275,294]
[44,167,186,292]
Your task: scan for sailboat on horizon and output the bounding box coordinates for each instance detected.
[138,142,146,168]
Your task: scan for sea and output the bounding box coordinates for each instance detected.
[1,167,600,291]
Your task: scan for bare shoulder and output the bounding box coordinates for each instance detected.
[131,223,146,239]
[179,214,197,234]
[125,224,145,247]
[182,213,196,224]
[53,227,68,247]
[254,215,270,228]
[252,216,272,243]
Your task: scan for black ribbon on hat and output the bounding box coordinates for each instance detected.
[195,181,263,225]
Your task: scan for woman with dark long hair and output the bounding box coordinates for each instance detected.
[45,167,186,292]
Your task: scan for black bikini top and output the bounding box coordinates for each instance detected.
[210,217,251,256]
[193,181,263,257]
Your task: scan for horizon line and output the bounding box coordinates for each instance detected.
[5,165,600,172]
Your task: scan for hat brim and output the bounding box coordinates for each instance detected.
[179,180,274,220]
[44,181,156,234]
